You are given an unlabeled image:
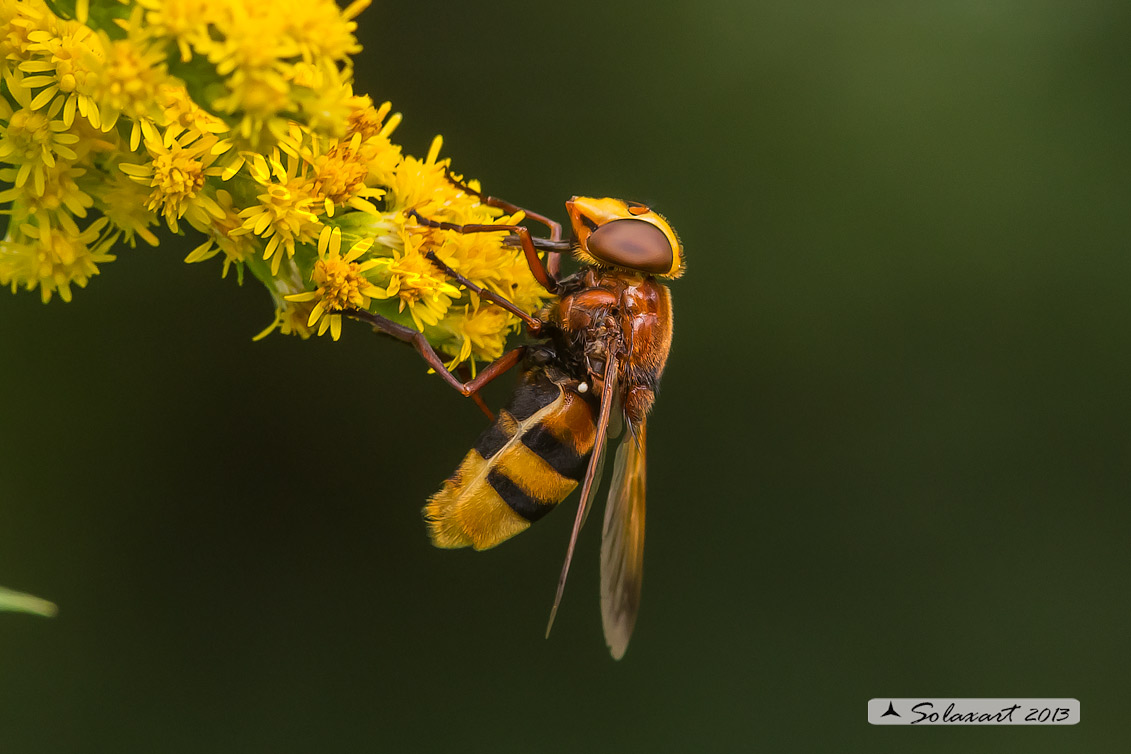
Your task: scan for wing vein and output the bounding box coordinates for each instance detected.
[545,353,619,638]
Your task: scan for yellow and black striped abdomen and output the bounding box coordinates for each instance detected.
[425,372,597,550]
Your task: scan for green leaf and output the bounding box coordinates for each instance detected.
[0,586,58,618]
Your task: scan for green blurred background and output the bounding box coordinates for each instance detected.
[3,1,1130,751]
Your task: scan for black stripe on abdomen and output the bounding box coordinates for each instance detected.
[509,374,561,421]
[487,469,553,522]
[473,424,510,460]
[521,427,588,481]
[473,376,561,460]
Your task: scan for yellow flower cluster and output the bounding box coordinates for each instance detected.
[0,0,548,371]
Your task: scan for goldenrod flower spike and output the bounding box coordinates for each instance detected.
[1,0,548,374]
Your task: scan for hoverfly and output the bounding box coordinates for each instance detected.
[347,176,683,658]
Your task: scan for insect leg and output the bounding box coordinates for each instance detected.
[408,210,559,294]
[423,251,543,335]
[442,167,563,242]
[456,364,496,422]
[460,346,527,395]
[344,308,525,399]
[546,242,564,282]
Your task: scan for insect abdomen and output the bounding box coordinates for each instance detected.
[425,372,597,550]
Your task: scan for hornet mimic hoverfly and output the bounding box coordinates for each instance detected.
[346,175,683,659]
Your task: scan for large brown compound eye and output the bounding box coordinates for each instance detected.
[586,218,673,274]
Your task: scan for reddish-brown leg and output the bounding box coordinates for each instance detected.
[453,178,568,281]
[457,364,496,422]
[443,167,563,242]
[345,308,525,401]
[547,245,563,281]
[409,210,558,294]
[423,251,542,335]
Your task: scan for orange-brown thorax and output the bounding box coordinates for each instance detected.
[542,267,673,428]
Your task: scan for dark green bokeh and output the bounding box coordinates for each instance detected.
[3,1,1130,751]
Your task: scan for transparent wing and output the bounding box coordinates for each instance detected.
[545,354,619,639]
[600,420,647,660]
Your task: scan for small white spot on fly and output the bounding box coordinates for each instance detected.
[577,382,589,393]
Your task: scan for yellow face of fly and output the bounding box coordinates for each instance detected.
[565,197,684,278]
